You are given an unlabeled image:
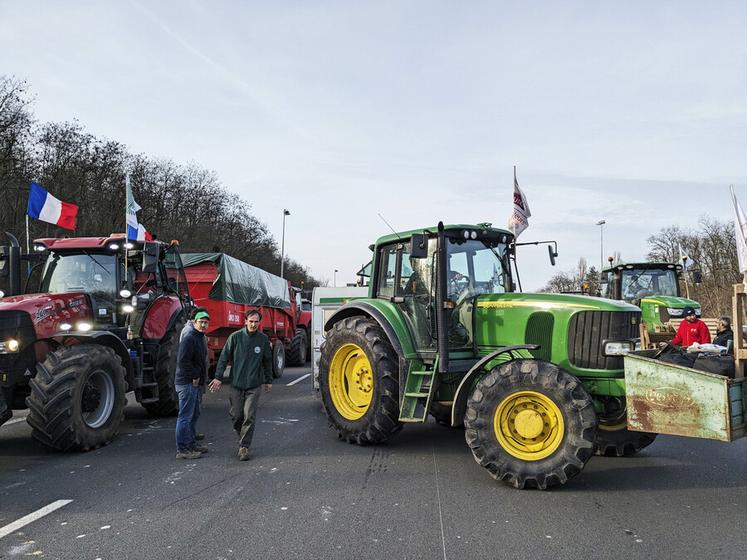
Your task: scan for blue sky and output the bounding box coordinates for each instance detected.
[2,1,746,289]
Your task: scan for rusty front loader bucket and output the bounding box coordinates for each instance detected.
[624,350,746,442]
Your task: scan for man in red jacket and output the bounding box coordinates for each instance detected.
[667,306,711,347]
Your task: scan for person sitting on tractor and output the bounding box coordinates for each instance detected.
[661,306,710,348]
[713,316,734,350]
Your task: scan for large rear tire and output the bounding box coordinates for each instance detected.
[319,316,402,445]
[272,341,286,378]
[142,322,183,417]
[287,328,308,367]
[465,359,597,489]
[26,345,126,451]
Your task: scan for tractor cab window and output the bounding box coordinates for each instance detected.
[600,271,614,299]
[377,240,437,351]
[446,237,509,350]
[163,245,190,303]
[41,252,117,296]
[621,268,679,303]
[446,237,509,300]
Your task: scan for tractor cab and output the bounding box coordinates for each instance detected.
[372,224,513,355]
[600,262,700,333]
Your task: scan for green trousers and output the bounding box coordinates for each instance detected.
[229,386,262,449]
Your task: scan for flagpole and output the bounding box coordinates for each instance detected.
[124,173,129,276]
[25,214,30,254]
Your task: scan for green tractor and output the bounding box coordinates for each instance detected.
[600,262,700,338]
[319,222,651,489]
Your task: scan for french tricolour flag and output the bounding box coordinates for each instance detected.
[27,182,79,230]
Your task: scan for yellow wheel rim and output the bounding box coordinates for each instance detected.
[328,343,374,420]
[494,390,564,461]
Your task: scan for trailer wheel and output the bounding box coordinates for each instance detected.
[272,341,286,378]
[142,321,183,417]
[287,328,308,367]
[465,359,597,489]
[319,316,402,444]
[26,344,126,451]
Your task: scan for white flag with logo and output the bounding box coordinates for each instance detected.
[730,185,747,273]
[508,168,531,238]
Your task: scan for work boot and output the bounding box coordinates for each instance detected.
[195,433,205,440]
[192,444,209,453]
[238,447,250,461]
[176,450,202,460]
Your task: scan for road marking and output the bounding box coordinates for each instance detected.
[432,445,447,560]
[0,500,73,539]
[287,373,310,386]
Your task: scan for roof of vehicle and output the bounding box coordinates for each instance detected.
[375,223,514,247]
[603,262,683,273]
[33,234,167,251]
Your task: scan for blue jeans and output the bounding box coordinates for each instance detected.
[175,384,200,451]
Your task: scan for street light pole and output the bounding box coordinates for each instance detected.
[280,209,290,279]
[596,220,606,273]
[334,269,338,287]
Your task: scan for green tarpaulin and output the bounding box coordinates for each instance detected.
[181,253,291,309]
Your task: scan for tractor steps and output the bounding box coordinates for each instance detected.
[399,366,436,423]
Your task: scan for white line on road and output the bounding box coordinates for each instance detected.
[432,445,447,560]
[2,417,27,427]
[0,500,73,540]
[286,373,311,386]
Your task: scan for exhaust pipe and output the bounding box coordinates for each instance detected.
[3,232,22,296]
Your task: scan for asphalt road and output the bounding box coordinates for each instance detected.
[2,364,747,560]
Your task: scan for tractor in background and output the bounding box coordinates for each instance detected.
[0,232,191,451]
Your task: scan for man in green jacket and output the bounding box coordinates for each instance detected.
[208,309,273,461]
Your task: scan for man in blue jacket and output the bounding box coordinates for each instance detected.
[175,309,210,459]
[208,309,273,461]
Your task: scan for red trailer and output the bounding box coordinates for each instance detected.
[181,253,300,377]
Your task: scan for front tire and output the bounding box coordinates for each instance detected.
[594,397,657,456]
[26,345,126,451]
[319,316,402,444]
[465,359,597,489]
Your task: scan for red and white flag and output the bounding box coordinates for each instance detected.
[508,167,531,238]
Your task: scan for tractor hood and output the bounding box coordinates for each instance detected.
[0,292,94,337]
[475,292,639,313]
[639,295,700,310]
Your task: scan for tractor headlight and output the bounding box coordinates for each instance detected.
[122,304,135,313]
[603,340,634,356]
[119,288,132,298]
[0,339,20,353]
[77,322,92,332]
[60,323,72,331]
[667,308,683,317]
[0,289,5,298]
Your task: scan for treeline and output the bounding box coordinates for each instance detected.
[541,217,741,317]
[0,76,321,291]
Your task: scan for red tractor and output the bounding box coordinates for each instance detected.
[0,232,191,451]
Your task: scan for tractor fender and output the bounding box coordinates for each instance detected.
[49,330,134,389]
[324,301,413,358]
[325,301,413,393]
[451,344,540,427]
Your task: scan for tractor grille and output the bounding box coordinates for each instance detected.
[525,312,554,362]
[0,311,37,383]
[567,311,640,370]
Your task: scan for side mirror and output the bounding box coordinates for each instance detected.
[410,234,428,259]
[691,270,703,284]
[548,244,558,266]
[142,242,159,273]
